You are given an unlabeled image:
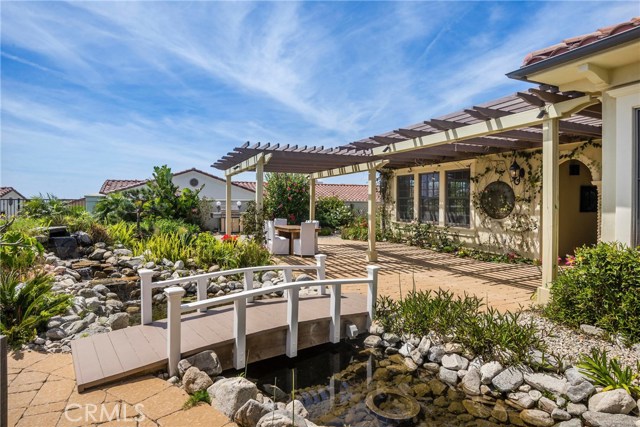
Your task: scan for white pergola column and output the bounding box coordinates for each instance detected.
[367,168,377,262]
[226,175,232,234]
[539,118,560,304]
[309,178,316,221]
[255,156,264,214]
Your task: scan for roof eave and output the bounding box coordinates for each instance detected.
[506,26,640,82]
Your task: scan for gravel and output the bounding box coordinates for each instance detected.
[519,312,640,369]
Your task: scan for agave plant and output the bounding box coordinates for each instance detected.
[577,348,640,398]
[0,270,72,349]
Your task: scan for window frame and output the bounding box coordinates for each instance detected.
[419,172,439,224]
[396,174,415,222]
[445,169,471,228]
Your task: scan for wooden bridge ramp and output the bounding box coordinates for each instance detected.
[71,293,368,392]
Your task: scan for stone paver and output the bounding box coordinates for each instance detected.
[278,236,540,312]
[7,351,236,427]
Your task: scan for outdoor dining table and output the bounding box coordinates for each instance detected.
[274,224,319,255]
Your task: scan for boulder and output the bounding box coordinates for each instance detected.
[285,400,308,419]
[566,402,587,416]
[557,419,582,427]
[256,410,312,427]
[519,409,554,427]
[588,389,637,414]
[234,399,273,427]
[492,367,524,393]
[208,377,258,418]
[580,324,606,337]
[582,411,640,427]
[442,354,469,371]
[507,392,535,409]
[565,367,589,386]
[363,335,382,348]
[461,368,481,396]
[46,327,67,340]
[551,408,572,421]
[567,381,595,403]
[182,367,213,394]
[480,361,503,384]
[439,366,459,386]
[524,373,569,396]
[462,400,492,418]
[65,319,88,335]
[107,313,130,331]
[416,336,431,356]
[178,350,222,377]
[427,345,445,363]
[88,248,107,261]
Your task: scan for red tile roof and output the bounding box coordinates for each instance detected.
[0,187,26,198]
[522,17,640,66]
[233,181,378,202]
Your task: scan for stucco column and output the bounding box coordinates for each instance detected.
[413,172,419,221]
[539,118,559,305]
[225,175,232,234]
[367,168,377,262]
[309,178,316,221]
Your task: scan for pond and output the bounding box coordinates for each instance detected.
[231,338,481,427]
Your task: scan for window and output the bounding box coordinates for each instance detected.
[396,175,414,221]
[580,186,598,213]
[419,172,439,223]
[446,169,470,227]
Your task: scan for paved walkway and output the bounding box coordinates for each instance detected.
[278,237,541,312]
[7,351,236,427]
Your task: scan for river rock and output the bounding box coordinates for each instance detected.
[439,366,458,386]
[416,336,431,355]
[567,402,587,416]
[480,361,503,384]
[428,345,445,363]
[442,354,469,371]
[538,396,558,413]
[580,324,606,337]
[107,313,130,330]
[256,410,312,427]
[178,350,222,377]
[552,408,572,420]
[564,367,588,386]
[520,409,554,426]
[557,419,582,427]
[461,368,481,396]
[285,400,308,419]
[588,389,637,414]
[462,400,491,418]
[364,335,382,348]
[65,319,88,335]
[46,327,67,340]
[492,367,523,392]
[234,399,273,427]
[182,367,213,394]
[208,377,258,418]
[89,248,107,260]
[508,392,535,409]
[567,380,595,403]
[582,411,640,427]
[524,373,568,396]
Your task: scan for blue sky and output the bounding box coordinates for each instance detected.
[1,1,638,198]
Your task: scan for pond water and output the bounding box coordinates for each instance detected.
[231,338,479,427]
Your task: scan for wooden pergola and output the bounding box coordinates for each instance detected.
[212,86,602,303]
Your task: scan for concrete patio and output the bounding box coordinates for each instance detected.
[278,236,541,312]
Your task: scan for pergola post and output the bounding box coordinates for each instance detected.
[226,175,232,235]
[367,168,377,262]
[539,117,559,304]
[256,156,264,214]
[309,178,316,221]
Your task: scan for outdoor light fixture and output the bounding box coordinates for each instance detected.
[236,201,242,210]
[509,159,525,185]
[216,201,221,212]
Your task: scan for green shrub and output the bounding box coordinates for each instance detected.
[63,210,96,233]
[543,242,640,343]
[318,227,333,236]
[0,220,44,273]
[20,194,69,219]
[577,348,640,398]
[241,201,266,244]
[264,173,309,224]
[192,233,271,270]
[94,193,137,224]
[106,222,137,247]
[183,390,211,409]
[150,218,200,238]
[316,196,354,229]
[2,217,47,237]
[133,231,193,264]
[0,270,72,349]
[376,290,544,365]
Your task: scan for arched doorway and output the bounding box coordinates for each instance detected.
[558,160,598,259]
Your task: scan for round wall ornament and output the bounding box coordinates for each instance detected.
[189,178,199,187]
[480,181,515,219]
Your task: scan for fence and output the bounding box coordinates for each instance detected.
[139,255,380,375]
[0,198,86,218]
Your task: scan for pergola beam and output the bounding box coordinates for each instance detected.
[309,160,389,179]
[372,95,599,157]
[225,153,273,177]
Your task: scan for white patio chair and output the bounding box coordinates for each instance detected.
[293,222,316,257]
[306,220,320,251]
[266,220,289,255]
[273,218,287,236]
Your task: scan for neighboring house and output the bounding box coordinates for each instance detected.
[0,187,26,217]
[233,181,377,214]
[98,168,256,231]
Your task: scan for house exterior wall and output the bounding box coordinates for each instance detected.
[172,171,255,202]
[387,142,601,259]
[0,190,26,217]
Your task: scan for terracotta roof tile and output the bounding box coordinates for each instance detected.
[521,16,640,66]
[99,179,146,194]
[0,187,26,198]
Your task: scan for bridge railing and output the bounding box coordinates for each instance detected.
[138,254,327,326]
[163,264,380,376]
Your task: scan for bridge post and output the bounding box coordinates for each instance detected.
[283,269,293,300]
[196,277,208,313]
[244,272,254,303]
[366,266,380,329]
[233,298,247,369]
[138,269,154,325]
[165,287,185,378]
[315,254,326,295]
[329,284,342,343]
[286,287,299,358]
[1,335,7,427]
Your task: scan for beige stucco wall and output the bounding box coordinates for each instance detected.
[387,141,602,259]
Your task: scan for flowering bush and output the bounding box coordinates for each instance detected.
[264,173,309,224]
